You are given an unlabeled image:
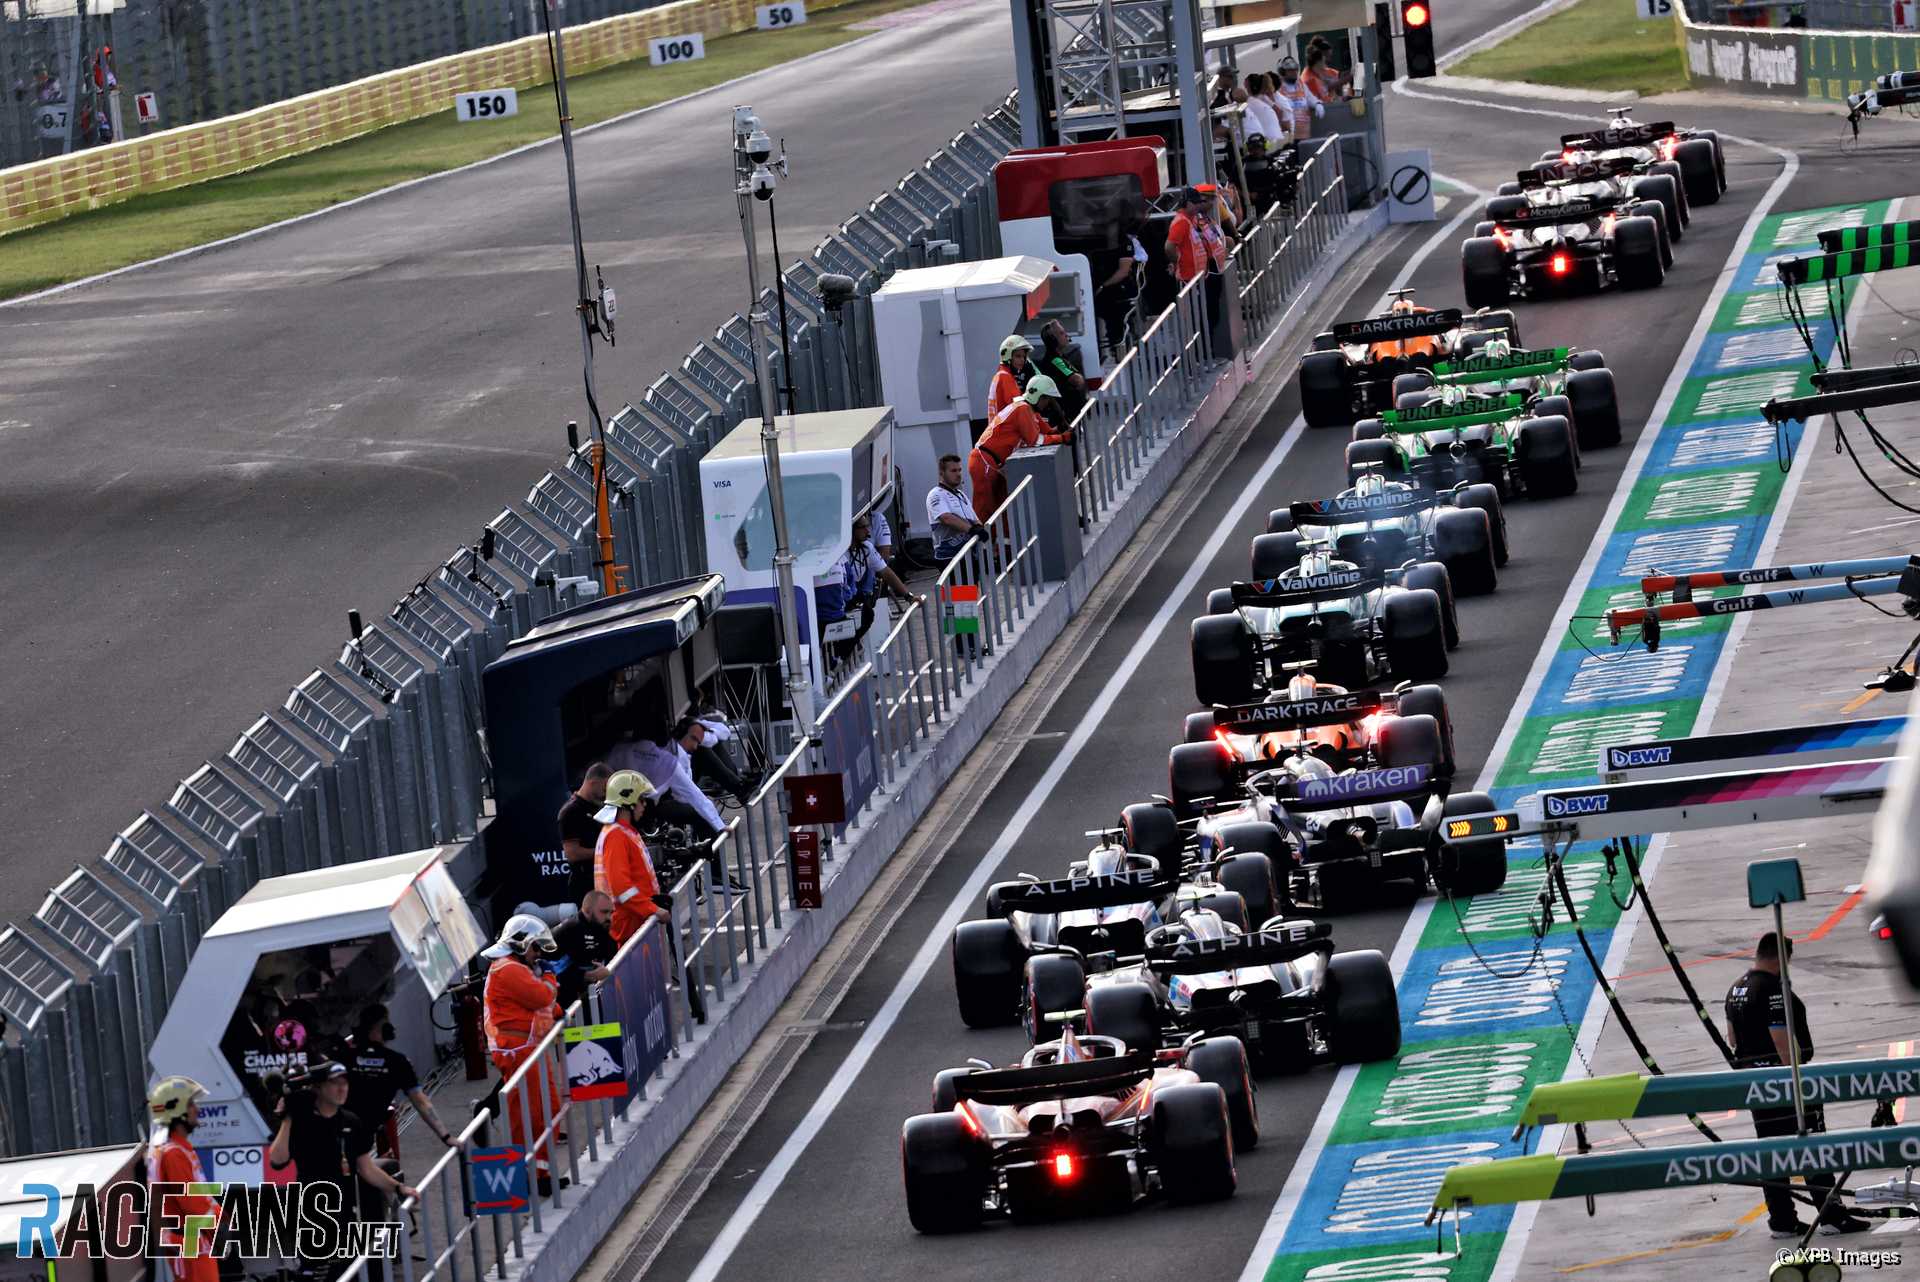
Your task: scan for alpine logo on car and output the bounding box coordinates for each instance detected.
[1606,746,1674,769]
[1297,764,1431,804]
[1155,923,1331,961]
[1394,394,1517,424]
[998,869,1160,901]
[1544,792,1612,817]
[1331,308,1464,342]
[1219,691,1381,732]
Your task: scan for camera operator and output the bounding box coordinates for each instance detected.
[266,1062,416,1280]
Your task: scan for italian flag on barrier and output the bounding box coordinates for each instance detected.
[941,584,980,635]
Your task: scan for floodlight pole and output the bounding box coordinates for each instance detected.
[734,105,817,748]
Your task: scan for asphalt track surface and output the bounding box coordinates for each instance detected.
[639,33,1920,1282]
[0,0,1014,931]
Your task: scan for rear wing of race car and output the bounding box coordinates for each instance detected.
[1268,762,1434,811]
[1558,121,1675,150]
[1212,689,1387,736]
[1144,921,1334,975]
[1430,346,1572,385]
[1495,195,1621,228]
[1330,308,1464,344]
[951,1050,1157,1105]
[1515,156,1637,189]
[1290,490,1437,525]
[1380,392,1525,433]
[1229,568,1377,607]
[988,868,1171,915]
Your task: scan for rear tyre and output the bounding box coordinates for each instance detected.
[1485,195,1530,223]
[1456,483,1508,566]
[1252,531,1306,580]
[1473,220,1495,239]
[951,919,1023,1028]
[1391,372,1432,402]
[1185,710,1217,743]
[903,1114,988,1233]
[1376,713,1443,774]
[1517,416,1578,499]
[1382,589,1449,680]
[1121,802,1184,874]
[1196,890,1251,932]
[1462,237,1511,309]
[1267,508,1297,534]
[1651,159,1692,227]
[1152,1084,1237,1203]
[1393,684,1456,778]
[1345,439,1405,486]
[1192,615,1257,708]
[1495,180,1523,196]
[1327,950,1402,1064]
[1215,846,1283,925]
[1207,587,1237,616]
[1534,394,1576,469]
[1566,367,1623,449]
[1432,507,1497,597]
[931,1068,973,1113]
[1087,980,1161,1055]
[1352,418,1386,442]
[1567,349,1606,372]
[1398,561,1460,650]
[1023,953,1088,1042]
[1436,791,1508,896]
[1300,350,1352,428]
[1630,199,1673,270]
[1614,215,1666,292]
[1185,1037,1260,1151]
[1633,172,1684,241]
[1170,741,1236,817]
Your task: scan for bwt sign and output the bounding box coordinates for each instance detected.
[16,1183,400,1260]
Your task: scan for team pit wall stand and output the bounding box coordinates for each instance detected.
[1417,724,1911,1274]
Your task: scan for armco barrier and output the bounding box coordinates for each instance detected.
[1674,3,1920,98]
[323,148,1387,1282]
[0,0,850,237]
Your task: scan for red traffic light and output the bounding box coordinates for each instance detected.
[1404,1,1430,25]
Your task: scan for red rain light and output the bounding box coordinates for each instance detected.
[1404,1,1430,24]
[1550,253,1571,276]
[1053,1152,1076,1180]
[1880,924,1896,941]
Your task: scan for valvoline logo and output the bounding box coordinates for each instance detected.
[1545,793,1612,817]
[1606,746,1674,769]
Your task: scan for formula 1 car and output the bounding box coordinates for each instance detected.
[1461,158,1668,307]
[1295,290,1521,428]
[901,1029,1251,1231]
[1181,669,1458,779]
[949,833,1282,1030]
[1157,697,1508,903]
[1021,910,1401,1076]
[1193,547,1451,705]
[1264,472,1505,597]
[1552,108,1725,209]
[1371,334,1623,450]
[1346,386,1580,501]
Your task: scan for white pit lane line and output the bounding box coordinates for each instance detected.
[1230,91,1804,1282]
[682,191,1482,1282]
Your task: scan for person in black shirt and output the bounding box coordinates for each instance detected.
[267,1062,416,1279]
[344,1004,455,1155]
[1724,932,1869,1238]
[550,891,618,1010]
[558,763,612,906]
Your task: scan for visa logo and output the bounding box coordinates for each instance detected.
[1545,793,1612,817]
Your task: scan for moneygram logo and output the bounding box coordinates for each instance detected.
[15,1182,400,1261]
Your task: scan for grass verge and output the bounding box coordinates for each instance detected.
[0,0,933,301]
[1453,0,1689,97]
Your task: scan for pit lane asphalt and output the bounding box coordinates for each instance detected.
[0,0,1015,933]
[639,52,1920,1282]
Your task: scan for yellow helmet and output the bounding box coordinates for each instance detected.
[148,1075,206,1127]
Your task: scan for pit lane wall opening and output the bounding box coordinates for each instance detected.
[1249,196,1889,1282]
[1671,3,1920,100]
[0,0,856,237]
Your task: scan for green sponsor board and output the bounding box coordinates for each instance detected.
[1415,852,1624,951]
[1330,1030,1575,1146]
[1557,583,1742,653]
[1492,699,1702,791]
[1274,1236,1507,1282]
[1615,463,1784,528]
[1520,1056,1920,1127]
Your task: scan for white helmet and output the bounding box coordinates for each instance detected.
[1301,547,1335,577]
[1481,335,1512,362]
[1084,844,1127,877]
[482,913,558,959]
[1286,671,1320,702]
[1353,470,1385,499]
[1290,754,1335,783]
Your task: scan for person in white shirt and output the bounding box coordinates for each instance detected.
[1238,78,1287,150]
[613,717,728,841]
[927,454,983,566]
[1274,57,1324,143]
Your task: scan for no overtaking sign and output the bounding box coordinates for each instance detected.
[1385,147,1436,224]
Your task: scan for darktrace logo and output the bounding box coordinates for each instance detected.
[15,1183,402,1264]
